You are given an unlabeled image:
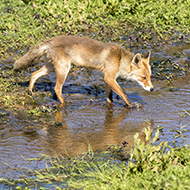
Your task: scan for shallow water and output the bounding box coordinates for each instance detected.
[0,42,190,181]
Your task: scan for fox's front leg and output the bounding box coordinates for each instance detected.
[105,82,113,104]
[104,76,141,108]
[104,76,131,106]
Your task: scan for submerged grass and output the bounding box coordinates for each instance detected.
[1,127,190,189]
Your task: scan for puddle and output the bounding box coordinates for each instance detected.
[0,41,190,180]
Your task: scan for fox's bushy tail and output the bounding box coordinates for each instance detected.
[13,42,48,71]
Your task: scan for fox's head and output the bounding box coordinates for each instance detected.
[129,50,154,92]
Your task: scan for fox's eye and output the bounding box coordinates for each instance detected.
[142,76,146,80]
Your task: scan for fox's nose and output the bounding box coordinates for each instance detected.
[150,88,154,92]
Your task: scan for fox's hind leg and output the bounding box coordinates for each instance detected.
[29,64,54,95]
[54,60,71,104]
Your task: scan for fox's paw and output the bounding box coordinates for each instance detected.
[127,102,142,109]
[28,90,34,96]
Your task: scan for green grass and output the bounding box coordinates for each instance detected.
[2,127,189,189]
[1,0,190,58]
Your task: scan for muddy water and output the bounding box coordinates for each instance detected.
[0,43,190,180]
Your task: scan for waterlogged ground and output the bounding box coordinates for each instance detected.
[0,37,190,183]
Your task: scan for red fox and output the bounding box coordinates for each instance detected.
[14,35,154,108]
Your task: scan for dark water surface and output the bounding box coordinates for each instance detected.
[0,42,190,180]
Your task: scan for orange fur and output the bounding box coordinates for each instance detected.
[14,35,154,108]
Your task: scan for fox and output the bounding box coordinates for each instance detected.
[14,35,154,108]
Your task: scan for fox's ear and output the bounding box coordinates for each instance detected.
[132,53,141,68]
[143,50,151,60]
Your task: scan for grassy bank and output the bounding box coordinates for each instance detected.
[1,127,190,189]
[1,0,190,59]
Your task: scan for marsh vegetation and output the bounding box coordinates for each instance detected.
[0,0,190,189]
